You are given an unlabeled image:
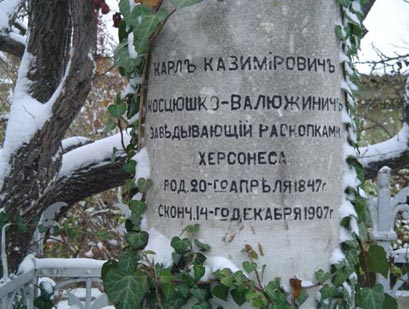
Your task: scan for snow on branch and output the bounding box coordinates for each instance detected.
[52,132,132,206]
[61,136,94,154]
[360,76,409,178]
[0,0,23,32]
[59,132,130,178]
[0,0,25,58]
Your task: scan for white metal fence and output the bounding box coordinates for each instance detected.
[370,167,409,298]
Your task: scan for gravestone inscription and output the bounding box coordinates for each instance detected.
[144,0,345,291]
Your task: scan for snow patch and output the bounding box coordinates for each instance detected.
[134,147,151,180]
[359,124,409,168]
[127,32,138,59]
[59,132,130,177]
[330,248,345,264]
[0,0,20,32]
[143,228,173,268]
[143,229,240,281]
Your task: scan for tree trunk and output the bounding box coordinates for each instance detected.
[0,0,97,273]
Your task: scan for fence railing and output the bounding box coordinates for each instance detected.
[369,166,409,298]
[1,166,409,307]
[0,256,108,309]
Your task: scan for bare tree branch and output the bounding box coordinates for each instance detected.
[0,34,24,58]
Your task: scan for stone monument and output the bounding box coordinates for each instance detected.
[144,0,345,302]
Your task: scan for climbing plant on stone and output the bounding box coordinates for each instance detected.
[102,0,396,308]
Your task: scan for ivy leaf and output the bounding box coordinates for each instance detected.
[125,231,149,249]
[358,285,385,309]
[383,293,398,309]
[193,263,205,281]
[337,0,351,8]
[264,278,289,307]
[108,103,127,118]
[212,284,229,301]
[101,260,118,281]
[319,284,340,300]
[170,0,203,9]
[192,302,211,309]
[220,274,234,288]
[191,287,206,301]
[315,269,331,284]
[105,119,117,132]
[295,289,309,306]
[367,244,388,278]
[335,25,346,41]
[129,200,147,218]
[171,237,191,254]
[242,261,257,274]
[131,6,168,55]
[118,250,140,273]
[137,178,153,193]
[184,223,200,234]
[231,288,247,306]
[119,0,133,25]
[194,239,211,252]
[104,269,149,309]
[122,160,136,175]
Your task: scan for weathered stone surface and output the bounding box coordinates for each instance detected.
[145,0,344,302]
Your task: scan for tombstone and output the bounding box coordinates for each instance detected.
[144,0,344,305]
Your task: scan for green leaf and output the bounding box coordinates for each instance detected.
[104,269,149,309]
[192,303,211,309]
[193,263,205,281]
[131,6,168,55]
[383,293,398,309]
[125,231,149,249]
[108,103,127,118]
[315,269,331,284]
[101,260,119,281]
[359,285,385,309]
[220,274,234,288]
[212,284,229,301]
[319,284,340,300]
[122,160,136,175]
[118,250,140,273]
[129,200,147,228]
[175,284,190,299]
[119,0,132,25]
[367,244,388,278]
[337,0,351,8]
[194,239,211,252]
[295,289,309,306]
[170,0,203,9]
[191,287,206,301]
[16,214,28,233]
[137,178,153,193]
[171,237,191,254]
[231,288,247,306]
[38,224,48,233]
[335,25,347,41]
[264,279,288,306]
[114,41,143,77]
[184,223,200,234]
[105,119,117,132]
[242,261,257,274]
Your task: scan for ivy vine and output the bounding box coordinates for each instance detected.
[101,0,398,308]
